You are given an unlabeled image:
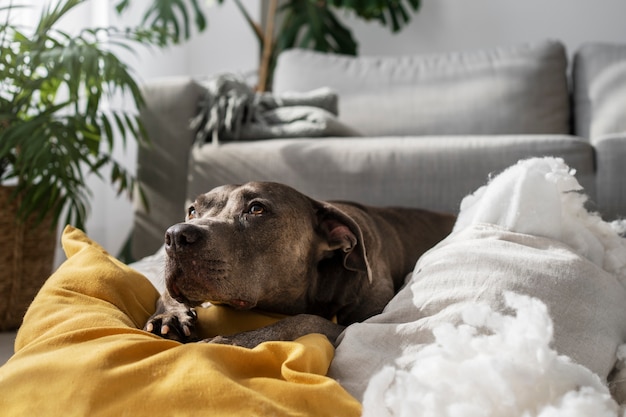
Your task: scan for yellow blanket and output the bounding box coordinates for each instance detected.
[0,226,361,416]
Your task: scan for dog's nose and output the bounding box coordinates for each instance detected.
[165,224,203,252]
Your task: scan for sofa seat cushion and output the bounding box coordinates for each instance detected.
[273,41,570,137]
[187,135,595,214]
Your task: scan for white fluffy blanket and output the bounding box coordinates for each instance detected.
[329,157,626,417]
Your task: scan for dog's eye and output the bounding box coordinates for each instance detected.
[187,206,197,219]
[247,203,265,216]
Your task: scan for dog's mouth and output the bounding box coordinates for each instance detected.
[170,283,256,310]
[165,256,228,302]
[166,261,257,310]
[168,281,203,307]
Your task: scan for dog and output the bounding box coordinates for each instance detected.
[144,182,456,348]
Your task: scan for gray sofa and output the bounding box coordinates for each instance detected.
[131,40,626,260]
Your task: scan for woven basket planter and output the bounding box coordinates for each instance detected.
[0,186,56,331]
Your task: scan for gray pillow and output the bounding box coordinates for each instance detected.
[273,41,570,137]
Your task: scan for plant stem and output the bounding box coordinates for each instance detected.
[257,0,278,92]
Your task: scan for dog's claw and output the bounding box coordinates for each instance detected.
[144,302,199,343]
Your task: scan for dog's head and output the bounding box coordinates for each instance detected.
[163,182,371,317]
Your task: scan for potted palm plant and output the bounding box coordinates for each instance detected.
[0,0,173,330]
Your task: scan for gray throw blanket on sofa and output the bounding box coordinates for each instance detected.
[190,74,360,143]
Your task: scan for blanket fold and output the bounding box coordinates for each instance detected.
[190,74,360,143]
[0,226,361,417]
[330,157,626,417]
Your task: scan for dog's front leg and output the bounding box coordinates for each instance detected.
[204,314,346,349]
[144,292,199,342]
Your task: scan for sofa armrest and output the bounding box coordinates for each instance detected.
[593,133,626,220]
[573,42,626,139]
[132,77,206,259]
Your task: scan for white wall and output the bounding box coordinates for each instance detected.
[78,0,626,262]
[345,0,626,58]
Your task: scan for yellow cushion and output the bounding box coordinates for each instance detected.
[0,226,361,416]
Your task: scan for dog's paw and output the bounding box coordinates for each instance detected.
[144,307,198,343]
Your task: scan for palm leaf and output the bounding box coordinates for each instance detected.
[117,0,208,45]
[0,0,160,228]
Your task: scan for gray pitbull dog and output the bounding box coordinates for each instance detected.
[145,182,456,348]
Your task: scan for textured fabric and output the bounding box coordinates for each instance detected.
[333,225,626,400]
[190,74,358,143]
[329,158,626,403]
[273,41,570,137]
[573,42,626,139]
[0,227,362,417]
[187,135,595,214]
[209,105,360,141]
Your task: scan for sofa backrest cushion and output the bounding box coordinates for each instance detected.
[273,40,570,137]
[573,42,626,139]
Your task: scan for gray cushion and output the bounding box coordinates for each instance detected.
[573,42,626,139]
[187,135,595,214]
[273,41,570,137]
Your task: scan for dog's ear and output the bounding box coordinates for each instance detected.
[315,202,373,283]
